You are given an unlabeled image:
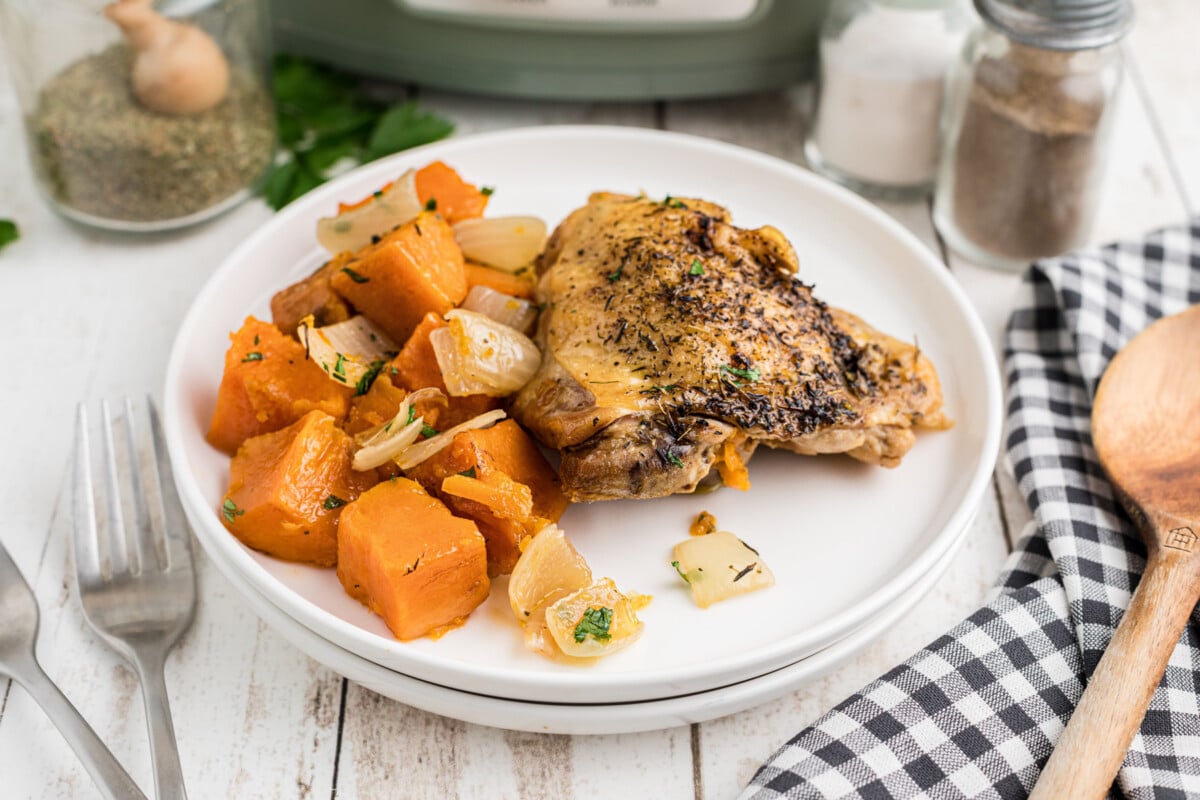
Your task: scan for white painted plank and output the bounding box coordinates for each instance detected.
[1126,0,1200,214]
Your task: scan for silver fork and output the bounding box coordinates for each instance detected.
[0,538,148,800]
[73,397,196,800]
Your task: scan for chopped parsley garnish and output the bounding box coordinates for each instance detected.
[373,190,383,199]
[420,424,438,438]
[662,195,685,209]
[689,259,705,276]
[671,560,691,583]
[458,467,477,479]
[253,335,260,345]
[323,494,347,510]
[241,352,264,362]
[480,186,495,197]
[354,359,386,396]
[332,353,347,381]
[720,364,761,382]
[607,264,623,282]
[406,406,417,425]
[667,452,685,468]
[341,266,370,283]
[222,498,244,523]
[424,198,437,211]
[573,607,613,643]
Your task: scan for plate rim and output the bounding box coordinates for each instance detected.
[164,124,1003,701]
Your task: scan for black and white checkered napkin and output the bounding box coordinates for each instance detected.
[741,221,1200,799]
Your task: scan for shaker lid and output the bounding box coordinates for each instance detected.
[974,0,1133,49]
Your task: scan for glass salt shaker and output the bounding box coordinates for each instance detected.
[0,0,276,232]
[933,0,1133,271]
[805,0,972,200]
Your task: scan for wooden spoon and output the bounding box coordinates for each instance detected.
[1030,304,1200,799]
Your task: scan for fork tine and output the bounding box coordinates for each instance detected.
[146,397,193,573]
[120,396,159,573]
[99,399,131,577]
[72,404,103,580]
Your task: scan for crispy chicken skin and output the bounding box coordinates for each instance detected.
[512,193,950,501]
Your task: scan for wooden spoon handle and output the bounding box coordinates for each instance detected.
[1030,549,1198,800]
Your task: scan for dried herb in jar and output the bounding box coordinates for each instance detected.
[31,44,274,224]
[948,43,1112,262]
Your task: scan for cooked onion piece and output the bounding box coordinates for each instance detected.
[672,530,775,609]
[351,387,445,471]
[298,315,399,394]
[545,578,645,659]
[316,170,421,254]
[453,216,547,272]
[430,309,541,397]
[508,524,592,622]
[461,285,537,333]
[391,409,506,471]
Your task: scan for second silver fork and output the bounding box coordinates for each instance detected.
[73,397,196,800]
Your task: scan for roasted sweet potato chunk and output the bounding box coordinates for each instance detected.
[270,253,354,336]
[414,161,489,225]
[221,410,375,566]
[329,211,467,345]
[464,261,534,300]
[336,478,490,639]
[207,316,353,455]
[404,420,568,575]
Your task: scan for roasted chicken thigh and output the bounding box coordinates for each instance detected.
[512,193,949,501]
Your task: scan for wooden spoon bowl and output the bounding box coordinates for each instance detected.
[1030,304,1200,799]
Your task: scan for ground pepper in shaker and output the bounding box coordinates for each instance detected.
[933,0,1133,271]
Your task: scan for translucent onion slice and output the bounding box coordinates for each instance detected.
[392,409,507,471]
[544,578,645,659]
[352,387,445,471]
[298,315,400,394]
[453,216,547,272]
[316,169,421,254]
[461,285,537,333]
[430,309,541,397]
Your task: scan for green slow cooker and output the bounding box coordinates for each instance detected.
[272,0,829,100]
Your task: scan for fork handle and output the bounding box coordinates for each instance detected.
[13,656,149,800]
[132,648,188,800]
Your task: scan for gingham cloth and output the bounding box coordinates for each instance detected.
[741,221,1200,800]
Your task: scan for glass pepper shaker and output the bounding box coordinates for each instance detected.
[805,0,972,200]
[0,0,276,232]
[933,0,1133,271]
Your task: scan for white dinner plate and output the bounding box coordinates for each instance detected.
[204,500,972,735]
[164,126,1002,704]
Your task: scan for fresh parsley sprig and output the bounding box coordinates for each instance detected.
[262,55,455,210]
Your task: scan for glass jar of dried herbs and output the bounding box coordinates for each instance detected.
[932,0,1133,271]
[0,0,275,231]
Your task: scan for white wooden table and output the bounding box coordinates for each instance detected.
[1,7,1195,796]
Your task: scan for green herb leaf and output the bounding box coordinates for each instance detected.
[406,406,417,425]
[420,424,438,439]
[354,359,386,396]
[222,497,245,523]
[720,364,761,382]
[667,452,685,468]
[364,101,455,163]
[0,219,18,251]
[607,264,623,282]
[689,259,704,276]
[323,494,347,510]
[573,607,613,643]
[480,186,495,197]
[663,195,685,209]
[424,198,437,211]
[671,560,691,583]
[341,266,370,284]
[458,467,477,479]
[332,353,347,381]
[242,352,264,362]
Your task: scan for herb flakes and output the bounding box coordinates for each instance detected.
[573,607,613,643]
[323,494,347,510]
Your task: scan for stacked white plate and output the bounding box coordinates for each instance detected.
[163,128,1002,735]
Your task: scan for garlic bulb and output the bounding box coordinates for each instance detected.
[105,0,230,115]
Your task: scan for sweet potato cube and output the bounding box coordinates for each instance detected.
[270,252,354,336]
[465,261,535,300]
[221,410,375,566]
[388,311,502,428]
[336,478,490,640]
[207,316,354,455]
[404,420,568,574]
[330,211,466,345]
[415,161,489,225]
